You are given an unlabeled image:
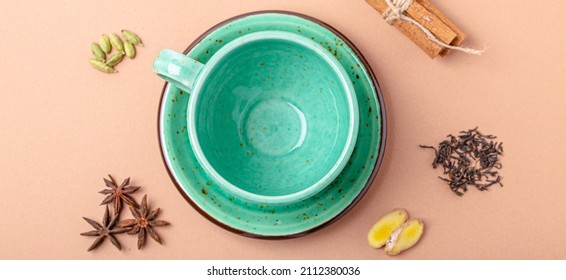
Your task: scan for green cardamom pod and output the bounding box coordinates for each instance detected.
[90,42,106,62]
[105,51,125,67]
[109,33,124,52]
[89,59,116,73]
[124,41,136,59]
[99,34,111,53]
[121,29,143,46]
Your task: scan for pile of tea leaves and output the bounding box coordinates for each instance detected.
[420,127,503,196]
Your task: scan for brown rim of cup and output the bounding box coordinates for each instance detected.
[156,10,387,240]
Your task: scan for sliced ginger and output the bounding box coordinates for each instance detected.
[385,219,425,256]
[367,209,409,248]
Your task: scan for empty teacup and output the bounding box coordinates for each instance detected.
[153,31,358,205]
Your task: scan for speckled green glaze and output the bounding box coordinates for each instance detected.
[159,12,384,237]
[156,31,359,205]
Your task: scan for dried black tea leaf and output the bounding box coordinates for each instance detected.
[420,127,504,196]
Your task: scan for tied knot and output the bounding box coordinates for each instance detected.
[380,0,484,55]
[383,0,413,25]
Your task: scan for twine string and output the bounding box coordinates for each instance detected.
[383,0,484,55]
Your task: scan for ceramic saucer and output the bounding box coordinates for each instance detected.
[158,11,386,238]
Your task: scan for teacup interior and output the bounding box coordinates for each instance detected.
[193,36,354,198]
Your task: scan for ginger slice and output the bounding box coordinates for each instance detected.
[385,219,425,256]
[367,209,409,248]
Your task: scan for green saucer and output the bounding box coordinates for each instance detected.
[158,11,386,238]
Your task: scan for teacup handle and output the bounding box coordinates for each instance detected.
[152,49,205,93]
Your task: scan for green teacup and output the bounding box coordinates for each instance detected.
[153,31,358,205]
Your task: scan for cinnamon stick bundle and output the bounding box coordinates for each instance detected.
[367,0,467,58]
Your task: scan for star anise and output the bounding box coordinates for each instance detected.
[99,174,140,214]
[80,205,131,251]
[118,195,170,249]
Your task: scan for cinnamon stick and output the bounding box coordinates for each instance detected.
[366,0,467,58]
[415,0,466,56]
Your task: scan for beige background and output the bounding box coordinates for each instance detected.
[1,0,565,259]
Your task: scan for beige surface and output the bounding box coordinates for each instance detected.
[1,0,565,259]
